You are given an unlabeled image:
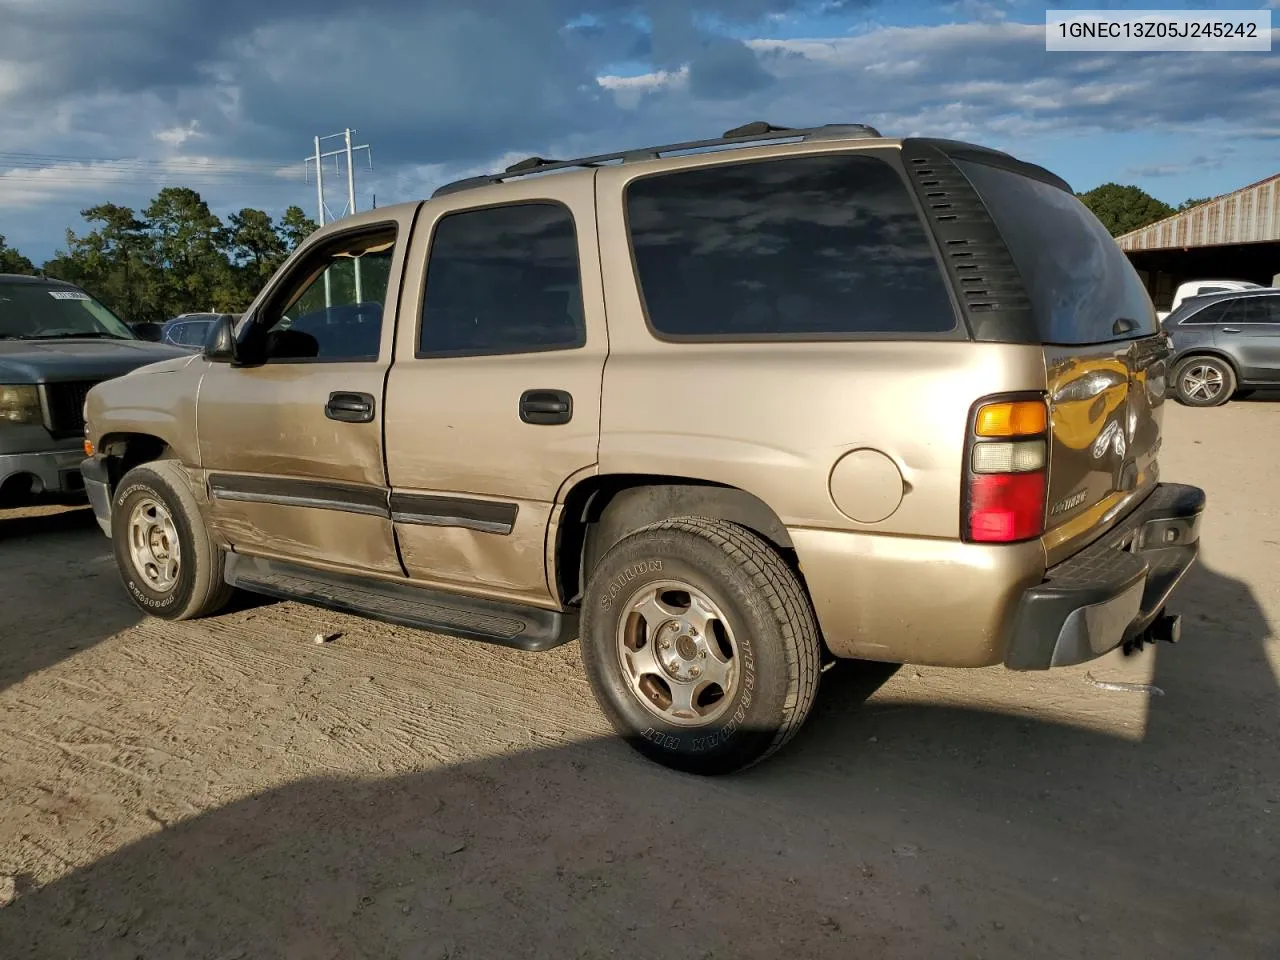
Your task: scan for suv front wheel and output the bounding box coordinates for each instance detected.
[111,460,235,620]
[580,518,822,775]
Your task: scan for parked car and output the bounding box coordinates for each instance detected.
[0,274,186,504]
[126,320,166,342]
[1156,279,1262,321]
[1163,287,1280,406]
[161,313,235,351]
[80,121,1205,774]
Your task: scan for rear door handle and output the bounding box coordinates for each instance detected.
[1220,326,1241,333]
[519,389,573,425]
[325,391,376,423]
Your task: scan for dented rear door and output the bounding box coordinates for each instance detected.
[1042,336,1169,563]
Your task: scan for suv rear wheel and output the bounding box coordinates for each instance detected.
[1173,355,1235,407]
[111,460,235,620]
[580,518,821,775]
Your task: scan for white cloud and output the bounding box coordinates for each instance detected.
[0,156,298,210]
[2,3,1278,260]
[155,122,202,148]
[945,0,1010,23]
[597,66,690,107]
[723,24,1279,145]
[0,162,138,208]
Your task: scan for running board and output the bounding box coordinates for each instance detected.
[224,554,577,652]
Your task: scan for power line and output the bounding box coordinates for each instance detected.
[0,173,303,187]
[0,150,293,175]
[0,150,304,192]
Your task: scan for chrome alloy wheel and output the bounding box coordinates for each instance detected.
[615,580,740,727]
[1180,363,1226,403]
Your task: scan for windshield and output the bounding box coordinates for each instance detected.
[0,281,136,340]
[956,159,1158,346]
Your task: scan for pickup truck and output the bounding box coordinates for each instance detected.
[0,273,184,504]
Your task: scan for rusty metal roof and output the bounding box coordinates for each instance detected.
[1116,172,1280,251]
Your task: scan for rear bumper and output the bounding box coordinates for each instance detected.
[1004,483,1205,670]
[81,455,113,536]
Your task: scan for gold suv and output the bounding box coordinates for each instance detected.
[82,121,1205,774]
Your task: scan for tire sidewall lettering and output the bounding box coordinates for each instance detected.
[599,560,664,612]
[635,622,757,756]
[114,477,187,614]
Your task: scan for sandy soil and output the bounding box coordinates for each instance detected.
[1,399,1278,959]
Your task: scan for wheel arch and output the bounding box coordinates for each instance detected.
[98,432,174,493]
[553,474,796,607]
[1171,348,1241,379]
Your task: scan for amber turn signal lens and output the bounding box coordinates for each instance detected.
[83,438,94,457]
[975,400,1047,438]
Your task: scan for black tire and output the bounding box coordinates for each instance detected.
[1173,355,1236,407]
[111,460,235,620]
[579,517,821,775]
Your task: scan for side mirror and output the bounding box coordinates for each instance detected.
[203,314,238,363]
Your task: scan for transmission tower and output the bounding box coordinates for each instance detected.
[303,129,373,306]
[304,129,372,225]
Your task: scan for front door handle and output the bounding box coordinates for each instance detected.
[519,389,573,425]
[325,391,376,424]
[1220,326,1241,334]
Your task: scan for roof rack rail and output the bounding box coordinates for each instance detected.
[432,121,884,198]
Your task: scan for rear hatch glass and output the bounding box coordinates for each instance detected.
[956,159,1167,559]
[955,159,1158,346]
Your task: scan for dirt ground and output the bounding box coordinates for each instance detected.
[1,400,1278,960]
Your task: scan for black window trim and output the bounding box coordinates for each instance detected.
[1177,300,1230,325]
[1182,293,1280,326]
[245,221,400,366]
[1224,292,1280,325]
[414,197,589,361]
[620,149,965,345]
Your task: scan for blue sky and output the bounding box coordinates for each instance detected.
[1,0,1277,263]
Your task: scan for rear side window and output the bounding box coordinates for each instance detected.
[625,154,956,340]
[1223,295,1280,324]
[956,160,1157,346]
[1180,302,1230,325]
[1263,296,1280,324]
[419,202,585,357]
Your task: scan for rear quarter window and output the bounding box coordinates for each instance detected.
[625,153,957,340]
[1178,302,1230,325]
[956,159,1157,346]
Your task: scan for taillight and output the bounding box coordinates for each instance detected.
[963,396,1049,544]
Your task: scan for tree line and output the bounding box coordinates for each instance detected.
[0,180,1217,324]
[0,187,318,324]
[1075,184,1211,238]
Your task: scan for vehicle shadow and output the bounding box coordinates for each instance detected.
[0,507,142,693]
[1237,387,1280,403]
[0,562,1275,960]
